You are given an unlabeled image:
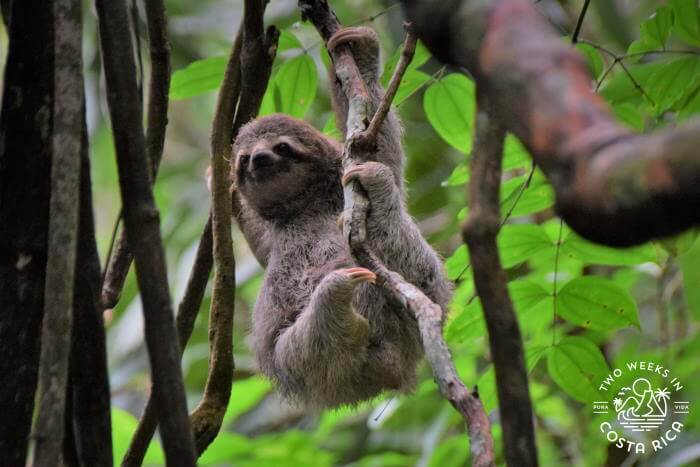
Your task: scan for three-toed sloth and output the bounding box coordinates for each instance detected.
[230,26,451,408]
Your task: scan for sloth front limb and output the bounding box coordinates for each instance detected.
[272,267,374,405]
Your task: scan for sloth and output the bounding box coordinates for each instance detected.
[230,26,451,408]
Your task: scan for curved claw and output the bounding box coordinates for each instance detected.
[327,26,377,53]
[341,166,365,187]
[342,267,377,284]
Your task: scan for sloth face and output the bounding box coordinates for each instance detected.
[233,114,343,222]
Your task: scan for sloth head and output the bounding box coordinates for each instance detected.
[232,114,344,223]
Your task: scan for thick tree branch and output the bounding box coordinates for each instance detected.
[32,0,83,463]
[94,0,196,464]
[403,0,700,246]
[101,0,172,309]
[462,94,538,467]
[299,2,494,465]
[0,1,54,463]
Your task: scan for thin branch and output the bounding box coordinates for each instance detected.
[571,0,590,44]
[299,1,494,465]
[94,0,195,463]
[32,0,83,463]
[359,23,417,146]
[101,0,172,309]
[462,93,537,467]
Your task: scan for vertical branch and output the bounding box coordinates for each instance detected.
[94,0,196,464]
[123,1,279,460]
[31,0,82,464]
[462,94,538,467]
[102,0,172,309]
[298,2,494,465]
[69,122,113,466]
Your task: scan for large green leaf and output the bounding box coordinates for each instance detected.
[644,5,673,46]
[275,54,318,118]
[423,74,475,153]
[170,56,227,100]
[646,57,700,114]
[671,0,700,46]
[600,61,666,104]
[497,224,553,268]
[557,276,640,331]
[547,336,609,403]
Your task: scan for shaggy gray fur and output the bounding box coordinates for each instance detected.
[230,27,451,408]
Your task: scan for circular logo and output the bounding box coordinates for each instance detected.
[593,361,690,454]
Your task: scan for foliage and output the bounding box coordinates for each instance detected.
[89,1,700,465]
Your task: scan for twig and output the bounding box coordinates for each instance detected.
[94,0,196,464]
[571,0,590,44]
[32,0,83,463]
[101,0,172,309]
[358,23,417,146]
[299,1,494,465]
[462,93,537,467]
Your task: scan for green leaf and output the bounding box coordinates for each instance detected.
[442,162,469,186]
[600,61,666,104]
[500,170,554,218]
[428,436,469,467]
[112,407,165,465]
[561,232,658,265]
[612,102,644,131]
[509,280,550,313]
[680,235,700,320]
[557,276,640,331]
[576,43,604,79]
[444,244,469,280]
[497,224,553,268]
[274,54,318,118]
[445,295,484,343]
[547,336,609,403]
[278,30,303,51]
[170,56,227,100]
[322,115,342,139]
[502,134,531,170]
[679,86,700,120]
[641,6,674,48]
[381,40,431,85]
[646,57,700,114]
[672,0,700,46]
[393,69,432,106]
[423,74,475,153]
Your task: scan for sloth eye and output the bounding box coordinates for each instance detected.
[239,154,250,167]
[274,142,293,156]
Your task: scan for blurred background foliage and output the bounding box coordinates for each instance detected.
[3,0,700,465]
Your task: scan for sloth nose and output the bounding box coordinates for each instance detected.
[251,151,275,171]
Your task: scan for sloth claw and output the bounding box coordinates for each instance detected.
[339,267,377,284]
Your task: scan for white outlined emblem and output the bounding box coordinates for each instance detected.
[593,361,690,454]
